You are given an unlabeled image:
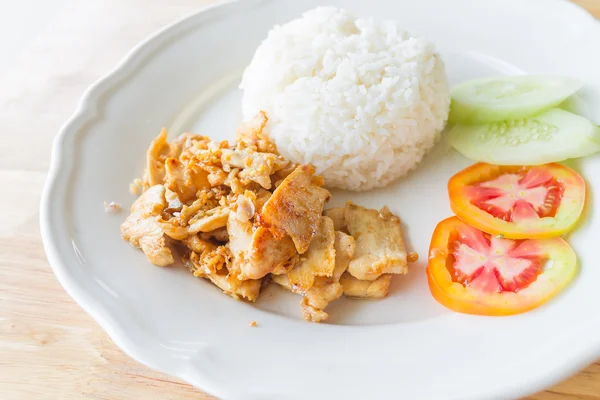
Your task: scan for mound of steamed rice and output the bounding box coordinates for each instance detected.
[240,7,450,191]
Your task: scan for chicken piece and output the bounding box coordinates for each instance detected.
[323,207,347,232]
[164,157,210,203]
[220,148,288,190]
[157,218,189,241]
[254,188,272,211]
[282,216,336,293]
[301,281,343,323]
[129,178,144,196]
[186,249,261,302]
[157,184,229,241]
[235,111,278,154]
[188,206,230,234]
[238,154,289,190]
[120,185,174,266]
[182,234,214,253]
[345,203,408,281]
[331,231,355,281]
[226,206,253,276]
[340,273,392,299]
[299,231,356,322]
[164,188,184,212]
[271,162,297,189]
[171,133,212,162]
[185,238,229,275]
[200,227,229,243]
[259,165,331,254]
[143,129,172,189]
[227,196,298,280]
[223,168,245,194]
[179,189,221,223]
[250,228,298,278]
[204,165,228,187]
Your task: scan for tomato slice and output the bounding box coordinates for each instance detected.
[426,217,577,316]
[448,163,585,239]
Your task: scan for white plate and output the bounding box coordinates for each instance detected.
[41,0,600,399]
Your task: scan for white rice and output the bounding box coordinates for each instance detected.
[240,7,450,191]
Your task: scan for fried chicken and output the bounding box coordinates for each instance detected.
[121,114,413,323]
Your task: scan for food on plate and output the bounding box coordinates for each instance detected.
[282,216,336,292]
[259,164,331,254]
[104,201,122,213]
[121,7,594,323]
[449,108,600,165]
[448,75,582,124]
[272,201,412,319]
[121,185,175,267]
[323,207,347,232]
[448,163,585,239]
[345,203,409,280]
[240,7,450,191]
[426,217,577,316]
[274,229,355,322]
[340,272,392,299]
[121,114,414,322]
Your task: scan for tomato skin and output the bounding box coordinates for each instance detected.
[426,217,577,316]
[448,163,585,239]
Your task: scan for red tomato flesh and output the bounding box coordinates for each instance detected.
[450,222,544,293]
[449,163,585,239]
[427,217,577,316]
[468,167,563,223]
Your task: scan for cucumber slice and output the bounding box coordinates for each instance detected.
[449,75,582,124]
[448,108,600,165]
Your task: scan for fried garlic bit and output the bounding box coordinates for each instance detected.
[104,201,122,213]
[121,112,413,322]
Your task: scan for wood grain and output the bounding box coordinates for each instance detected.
[0,1,598,399]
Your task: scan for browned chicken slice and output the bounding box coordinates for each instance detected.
[120,185,174,266]
[323,207,347,232]
[227,196,297,280]
[186,248,260,302]
[300,231,356,322]
[301,281,343,322]
[259,165,331,254]
[340,273,392,299]
[271,163,297,188]
[254,188,272,211]
[345,202,408,281]
[123,119,416,321]
[143,129,171,189]
[278,216,336,294]
[248,227,297,278]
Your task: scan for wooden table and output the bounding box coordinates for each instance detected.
[1,0,599,398]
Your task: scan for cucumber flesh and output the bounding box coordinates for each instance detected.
[449,75,582,124]
[449,108,600,165]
